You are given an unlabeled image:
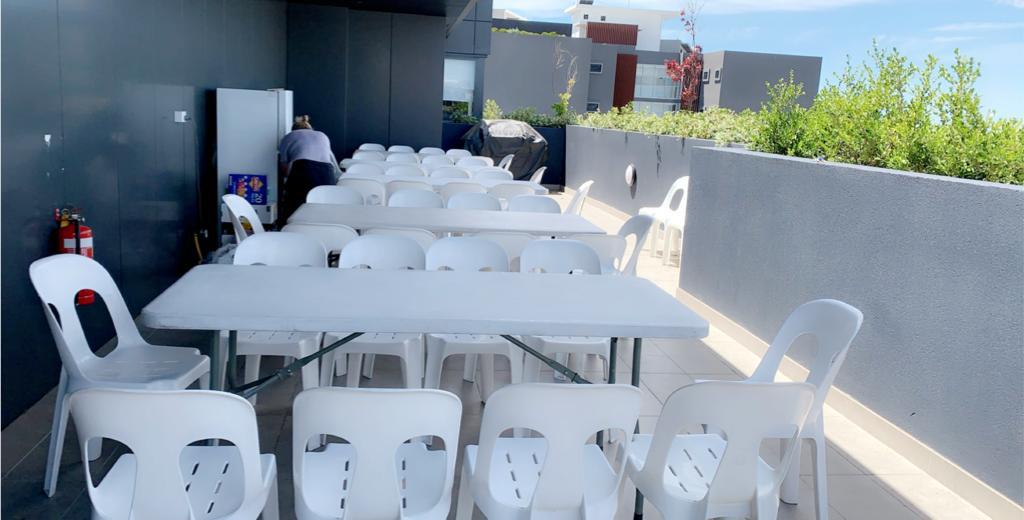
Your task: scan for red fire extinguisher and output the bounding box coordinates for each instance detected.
[55,208,95,305]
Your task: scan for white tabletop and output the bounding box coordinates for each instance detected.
[287,203,606,235]
[140,265,709,340]
[341,173,547,194]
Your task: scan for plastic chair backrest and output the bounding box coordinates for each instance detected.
[353,150,385,161]
[386,179,433,200]
[617,214,654,276]
[508,195,562,214]
[520,239,601,274]
[446,192,502,211]
[338,234,426,270]
[472,167,514,181]
[363,227,436,253]
[426,237,509,272]
[69,388,265,520]
[338,178,386,206]
[388,189,444,209]
[345,163,385,176]
[388,145,415,153]
[222,194,265,243]
[497,154,516,170]
[429,167,470,179]
[446,149,472,160]
[529,166,546,184]
[750,300,864,418]
[386,153,420,164]
[419,147,446,156]
[474,384,641,515]
[564,180,594,215]
[569,234,627,274]
[637,382,814,508]
[472,232,536,271]
[358,143,386,152]
[659,176,689,212]
[306,185,365,205]
[385,164,426,177]
[488,183,537,201]
[440,181,487,202]
[281,223,359,257]
[422,155,453,168]
[29,255,148,382]
[293,388,461,519]
[456,157,490,168]
[233,232,327,267]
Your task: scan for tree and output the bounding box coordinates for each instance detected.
[664,2,704,112]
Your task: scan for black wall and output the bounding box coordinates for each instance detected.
[288,3,446,159]
[1,0,288,427]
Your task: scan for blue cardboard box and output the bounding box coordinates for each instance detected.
[228,174,268,205]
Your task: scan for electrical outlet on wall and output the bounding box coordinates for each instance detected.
[174,110,189,123]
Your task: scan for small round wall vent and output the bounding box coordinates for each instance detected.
[624,164,637,187]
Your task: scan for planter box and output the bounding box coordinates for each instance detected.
[681,147,1024,504]
[442,122,566,186]
[565,125,742,215]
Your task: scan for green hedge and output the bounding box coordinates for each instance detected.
[578,105,757,144]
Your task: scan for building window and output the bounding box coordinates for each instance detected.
[701,70,710,83]
[583,13,589,19]
[633,63,681,100]
[714,69,722,83]
[443,58,476,120]
[590,62,603,74]
[632,101,679,115]
[600,15,606,21]
[586,102,600,112]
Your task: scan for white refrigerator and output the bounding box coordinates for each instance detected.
[216,88,293,227]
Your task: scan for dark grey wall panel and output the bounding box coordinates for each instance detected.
[344,10,393,154]
[389,14,445,149]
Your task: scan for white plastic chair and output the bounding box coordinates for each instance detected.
[293,388,461,520]
[386,179,434,201]
[472,167,515,181]
[497,154,516,170]
[387,152,420,164]
[430,167,471,179]
[281,223,359,259]
[508,195,561,214]
[446,149,472,160]
[564,180,594,216]
[388,145,416,153]
[358,143,386,152]
[344,163,385,176]
[424,238,522,401]
[353,150,385,161]
[456,383,641,520]
[419,146,446,156]
[447,192,502,211]
[223,194,265,243]
[386,164,427,177]
[388,189,444,209]
[699,300,863,519]
[232,232,327,404]
[627,381,815,520]
[456,156,492,169]
[363,227,437,253]
[338,178,386,206]
[639,176,688,264]
[488,183,537,205]
[440,181,487,203]
[306,185,364,206]
[69,388,278,520]
[570,214,654,276]
[422,155,454,168]
[472,232,536,272]
[321,235,427,389]
[29,254,211,497]
[529,167,546,185]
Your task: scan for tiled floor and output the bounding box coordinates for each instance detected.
[0,193,992,519]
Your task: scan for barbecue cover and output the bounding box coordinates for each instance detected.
[462,119,548,180]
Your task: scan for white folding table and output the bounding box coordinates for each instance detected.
[140,265,709,393]
[341,173,547,194]
[287,203,607,236]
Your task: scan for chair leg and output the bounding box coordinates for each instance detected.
[43,369,70,497]
[262,470,280,520]
[244,355,262,405]
[424,339,446,390]
[335,353,347,376]
[403,347,424,389]
[661,226,673,266]
[553,353,568,381]
[86,437,103,462]
[320,350,335,387]
[507,347,524,385]
[361,354,375,379]
[523,352,541,383]
[781,437,803,504]
[455,467,474,520]
[478,354,495,402]
[811,434,830,520]
[346,354,363,388]
[198,370,211,390]
[463,354,477,382]
[648,221,660,258]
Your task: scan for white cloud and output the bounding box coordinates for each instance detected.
[931,21,1024,32]
[931,35,982,43]
[995,0,1024,8]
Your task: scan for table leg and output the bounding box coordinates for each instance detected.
[208,330,224,391]
[598,337,619,449]
[226,330,239,390]
[633,337,644,520]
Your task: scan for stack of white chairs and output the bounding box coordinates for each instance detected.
[388,145,416,153]
[358,143,386,152]
[306,185,364,206]
[639,176,689,265]
[440,181,487,204]
[344,163,385,176]
[564,180,594,216]
[446,149,472,161]
[338,178,386,206]
[385,164,426,177]
[446,192,502,211]
[223,194,264,243]
[472,166,514,181]
[507,195,561,214]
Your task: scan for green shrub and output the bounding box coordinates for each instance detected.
[752,45,1024,185]
[482,99,577,128]
[578,104,757,144]
[483,99,503,120]
[492,27,564,38]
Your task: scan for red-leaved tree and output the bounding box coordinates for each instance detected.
[664,2,704,111]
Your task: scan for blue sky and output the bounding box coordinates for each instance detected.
[493,0,1024,117]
